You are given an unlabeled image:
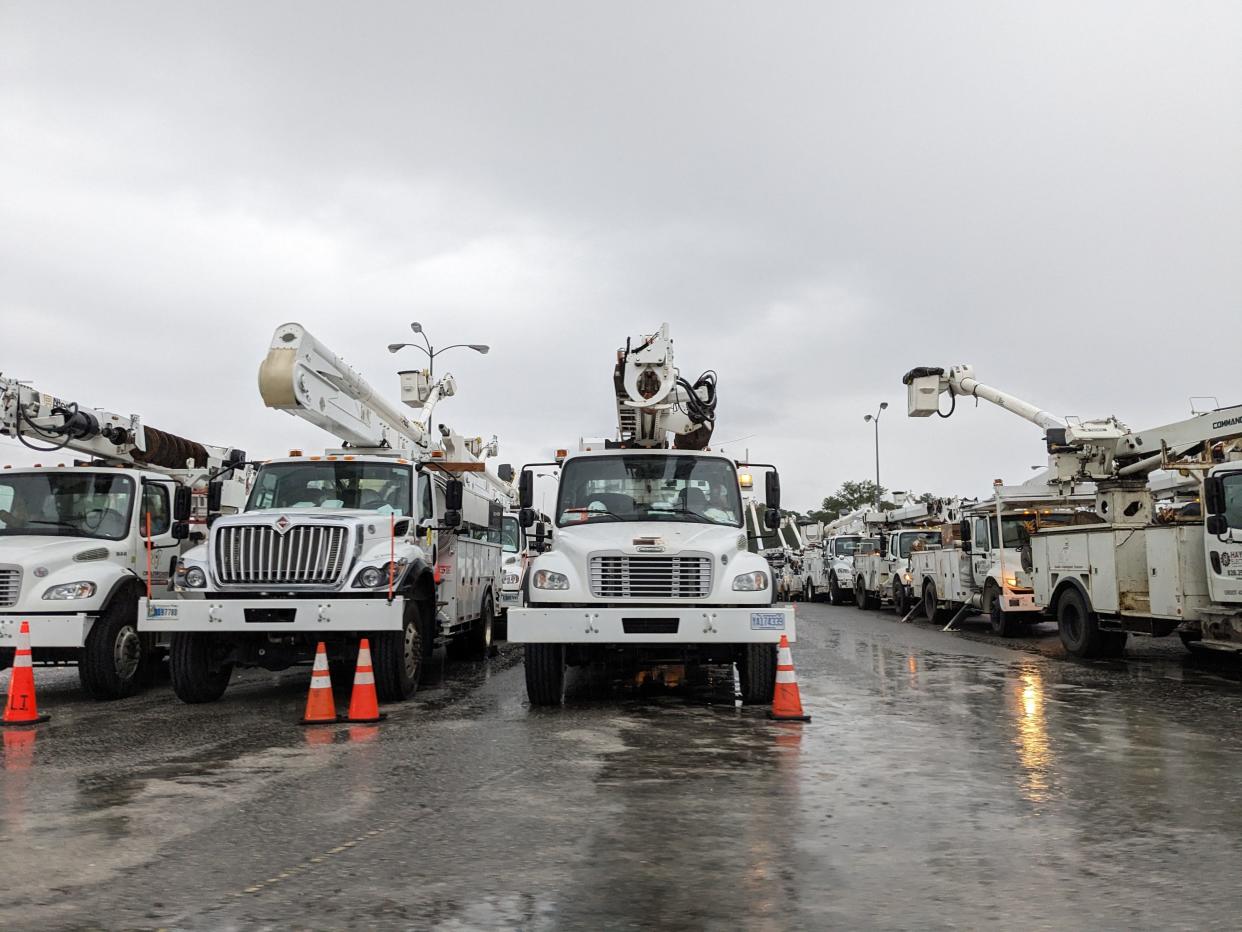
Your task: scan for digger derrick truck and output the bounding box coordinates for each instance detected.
[508,324,793,706]
[851,499,952,616]
[904,364,1242,655]
[143,323,512,703]
[0,374,248,698]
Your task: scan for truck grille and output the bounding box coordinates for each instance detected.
[589,556,712,599]
[214,525,349,586]
[0,568,20,608]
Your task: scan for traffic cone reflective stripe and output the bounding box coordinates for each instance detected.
[346,638,385,723]
[300,642,340,725]
[769,634,810,722]
[3,621,50,726]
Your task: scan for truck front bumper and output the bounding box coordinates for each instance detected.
[139,597,407,633]
[0,613,92,649]
[1000,591,1039,614]
[508,605,795,644]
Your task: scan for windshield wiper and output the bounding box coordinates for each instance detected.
[28,520,83,531]
[661,509,733,526]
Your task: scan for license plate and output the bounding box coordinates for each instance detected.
[750,612,786,630]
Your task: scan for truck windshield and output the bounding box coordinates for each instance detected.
[898,530,942,558]
[246,462,412,515]
[501,515,521,552]
[1222,473,1242,529]
[0,472,134,541]
[556,454,743,527]
[833,537,863,556]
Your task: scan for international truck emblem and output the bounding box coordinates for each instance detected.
[274,515,292,533]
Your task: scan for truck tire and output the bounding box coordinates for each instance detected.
[986,586,1021,638]
[828,573,843,605]
[854,579,869,610]
[374,599,424,701]
[922,581,939,622]
[1056,588,1106,658]
[468,593,497,659]
[0,647,13,671]
[739,642,777,705]
[525,643,565,706]
[79,591,145,700]
[169,633,233,703]
[893,580,909,617]
[806,582,816,603]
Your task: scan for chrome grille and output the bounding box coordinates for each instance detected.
[589,556,712,599]
[213,525,349,586]
[0,568,20,608]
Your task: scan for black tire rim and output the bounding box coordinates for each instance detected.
[114,625,142,682]
[403,619,420,681]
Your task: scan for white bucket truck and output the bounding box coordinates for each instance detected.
[508,325,793,706]
[0,374,248,698]
[851,499,952,615]
[143,323,512,702]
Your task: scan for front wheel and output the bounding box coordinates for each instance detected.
[169,633,233,703]
[806,583,816,603]
[525,643,566,706]
[828,574,843,605]
[739,642,776,705]
[374,599,425,701]
[468,594,497,659]
[893,581,909,617]
[854,580,870,611]
[79,594,146,700]
[922,581,940,623]
[987,587,1021,638]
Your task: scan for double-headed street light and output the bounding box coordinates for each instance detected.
[388,321,489,378]
[863,402,889,507]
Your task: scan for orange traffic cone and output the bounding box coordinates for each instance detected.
[301,642,340,725]
[3,622,49,726]
[770,634,811,722]
[345,638,385,723]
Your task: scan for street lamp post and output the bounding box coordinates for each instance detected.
[863,402,888,507]
[388,321,489,378]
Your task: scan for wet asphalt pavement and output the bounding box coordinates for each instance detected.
[4,605,1242,930]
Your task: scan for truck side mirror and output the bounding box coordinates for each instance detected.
[444,509,462,529]
[1204,476,1225,516]
[519,507,535,529]
[207,479,223,513]
[764,507,782,531]
[519,470,534,510]
[498,463,514,483]
[765,471,781,512]
[445,478,464,512]
[1206,514,1228,536]
[173,486,193,522]
[171,521,190,541]
[960,518,972,553]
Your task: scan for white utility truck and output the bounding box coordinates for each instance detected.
[905,365,1242,655]
[909,482,1096,635]
[810,509,873,605]
[143,323,512,702]
[851,500,948,615]
[508,325,793,706]
[0,374,248,698]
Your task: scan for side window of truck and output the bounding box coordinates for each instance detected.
[973,518,990,551]
[417,474,434,524]
[142,483,171,536]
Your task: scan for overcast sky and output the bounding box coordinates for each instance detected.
[2,1,1239,512]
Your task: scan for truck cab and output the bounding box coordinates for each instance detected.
[144,451,509,703]
[508,449,793,706]
[0,465,195,697]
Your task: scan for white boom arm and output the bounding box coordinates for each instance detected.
[614,324,717,449]
[904,364,1242,483]
[0,373,241,476]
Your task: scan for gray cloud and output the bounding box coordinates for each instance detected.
[2,1,1239,511]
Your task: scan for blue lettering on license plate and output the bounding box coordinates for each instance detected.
[750,612,785,630]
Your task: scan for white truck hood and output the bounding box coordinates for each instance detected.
[554,520,745,555]
[0,536,117,564]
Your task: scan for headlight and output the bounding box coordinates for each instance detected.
[533,570,569,590]
[503,573,520,586]
[354,564,396,589]
[183,566,207,589]
[902,572,912,583]
[1004,576,1018,588]
[732,571,769,591]
[43,581,98,600]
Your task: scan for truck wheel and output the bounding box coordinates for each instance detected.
[0,647,11,671]
[79,593,145,700]
[525,643,566,706]
[806,583,816,603]
[468,594,497,659]
[374,599,424,701]
[169,633,233,703]
[854,580,869,610]
[922,581,939,622]
[986,586,1020,638]
[893,581,909,617]
[739,643,777,705]
[828,574,843,605]
[1056,588,1105,658]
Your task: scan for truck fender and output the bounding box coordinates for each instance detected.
[1049,576,1092,619]
[100,571,144,614]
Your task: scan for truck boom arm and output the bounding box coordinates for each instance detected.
[614,324,717,449]
[1,374,241,475]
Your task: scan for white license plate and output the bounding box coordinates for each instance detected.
[750,612,786,630]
